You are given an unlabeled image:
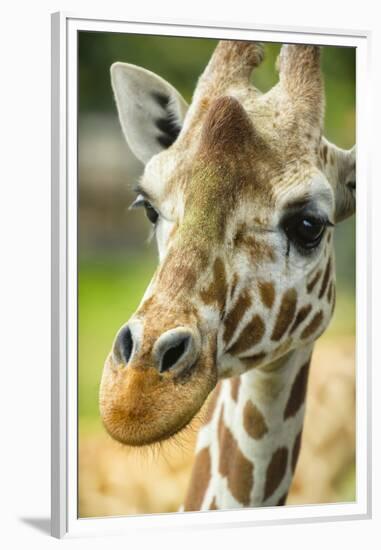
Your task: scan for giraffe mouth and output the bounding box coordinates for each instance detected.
[114,407,199,447]
[99,352,217,447]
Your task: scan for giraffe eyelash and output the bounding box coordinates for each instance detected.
[130,194,160,226]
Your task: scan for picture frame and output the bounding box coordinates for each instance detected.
[51,11,372,539]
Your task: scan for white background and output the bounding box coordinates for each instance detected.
[0,0,379,548]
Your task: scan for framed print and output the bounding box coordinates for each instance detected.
[51,12,371,539]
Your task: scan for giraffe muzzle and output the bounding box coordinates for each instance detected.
[100,320,216,447]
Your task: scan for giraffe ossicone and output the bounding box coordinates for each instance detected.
[99,40,356,509]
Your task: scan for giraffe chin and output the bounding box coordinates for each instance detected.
[99,353,217,447]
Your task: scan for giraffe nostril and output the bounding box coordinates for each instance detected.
[115,325,133,364]
[160,335,190,373]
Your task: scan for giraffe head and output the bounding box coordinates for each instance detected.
[99,41,355,446]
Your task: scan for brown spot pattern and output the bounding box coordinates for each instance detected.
[301,310,323,339]
[203,382,221,425]
[223,290,252,346]
[200,257,227,312]
[234,228,276,263]
[306,270,322,293]
[292,431,303,472]
[230,377,241,402]
[227,314,265,355]
[243,400,268,439]
[217,405,225,442]
[284,362,310,419]
[318,258,331,299]
[276,492,288,506]
[259,281,275,309]
[230,273,239,301]
[331,286,336,313]
[209,497,218,510]
[263,447,288,501]
[218,407,254,505]
[184,447,211,511]
[327,281,333,303]
[271,288,297,341]
[289,304,312,335]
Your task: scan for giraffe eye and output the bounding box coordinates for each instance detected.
[283,214,331,251]
[130,195,159,225]
[143,201,159,224]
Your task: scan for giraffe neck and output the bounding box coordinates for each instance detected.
[184,344,314,510]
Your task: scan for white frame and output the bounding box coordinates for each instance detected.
[51,11,372,539]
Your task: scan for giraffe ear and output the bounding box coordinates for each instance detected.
[111,63,189,164]
[333,145,356,223]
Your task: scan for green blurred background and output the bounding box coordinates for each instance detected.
[78,33,356,517]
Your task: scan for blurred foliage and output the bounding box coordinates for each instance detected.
[79,33,355,147]
[79,255,156,425]
[79,34,217,113]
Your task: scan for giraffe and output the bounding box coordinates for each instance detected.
[99,40,356,510]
